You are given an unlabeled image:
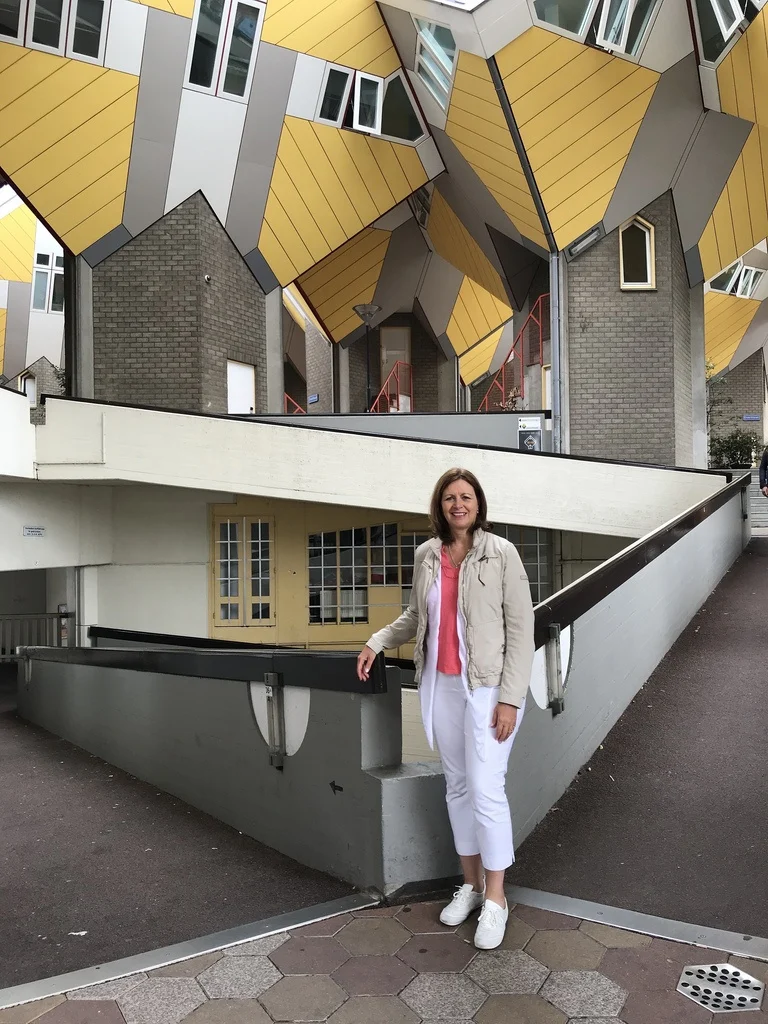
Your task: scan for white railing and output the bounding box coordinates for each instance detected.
[0,613,74,661]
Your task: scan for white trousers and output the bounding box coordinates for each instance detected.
[432,671,525,872]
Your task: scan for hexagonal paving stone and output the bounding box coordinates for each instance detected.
[269,936,348,975]
[396,902,455,934]
[526,929,606,970]
[600,944,688,992]
[118,979,206,1024]
[622,989,713,1023]
[730,956,768,984]
[513,907,580,931]
[337,918,411,956]
[397,933,476,974]
[181,998,272,1022]
[27,1003,124,1024]
[68,977,147,1001]
[579,922,652,949]
[332,954,415,995]
[226,934,288,957]
[327,995,419,1024]
[198,956,281,1000]
[353,907,399,918]
[0,996,65,1023]
[466,950,549,994]
[475,993,567,1024]
[400,972,487,1019]
[420,1020,474,1024]
[151,953,223,978]
[457,913,534,951]
[567,1019,627,1024]
[291,915,352,937]
[540,970,626,1019]
[259,975,345,1022]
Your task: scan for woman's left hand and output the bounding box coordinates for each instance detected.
[492,702,518,742]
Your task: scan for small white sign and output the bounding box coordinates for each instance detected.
[518,417,541,431]
[23,526,45,538]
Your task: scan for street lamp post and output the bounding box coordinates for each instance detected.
[353,303,382,411]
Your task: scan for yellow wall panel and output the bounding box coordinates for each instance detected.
[458,325,504,385]
[259,117,427,286]
[446,276,512,358]
[0,309,7,376]
[718,7,768,128]
[704,291,761,375]
[497,26,659,250]
[0,48,138,255]
[262,0,399,76]
[445,52,546,250]
[129,0,194,16]
[427,190,510,305]
[0,203,35,282]
[699,125,768,281]
[298,228,390,342]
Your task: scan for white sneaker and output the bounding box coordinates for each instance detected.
[474,898,508,949]
[439,883,484,926]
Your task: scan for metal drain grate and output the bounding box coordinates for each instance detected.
[678,963,765,1013]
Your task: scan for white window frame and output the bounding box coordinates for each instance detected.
[708,0,744,41]
[528,0,601,44]
[31,252,64,313]
[352,71,383,135]
[413,16,457,112]
[596,0,637,52]
[619,216,656,291]
[737,266,765,298]
[21,0,110,62]
[19,372,37,407]
[377,69,428,146]
[315,62,354,127]
[185,0,265,103]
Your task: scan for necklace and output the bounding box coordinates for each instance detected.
[445,544,467,569]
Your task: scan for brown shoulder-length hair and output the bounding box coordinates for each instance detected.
[429,468,490,543]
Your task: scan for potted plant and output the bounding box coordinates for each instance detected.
[709,429,763,469]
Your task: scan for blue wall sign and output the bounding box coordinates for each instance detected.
[743,414,761,421]
[308,394,319,405]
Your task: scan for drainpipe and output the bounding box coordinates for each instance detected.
[487,57,564,452]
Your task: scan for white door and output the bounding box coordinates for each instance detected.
[543,365,552,411]
[227,360,256,414]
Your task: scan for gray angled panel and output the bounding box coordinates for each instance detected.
[80,225,132,267]
[673,109,753,253]
[226,42,296,255]
[371,218,429,318]
[603,55,704,235]
[684,246,704,287]
[728,299,768,371]
[245,248,280,293]
[3,281,32,379]
[379,4,417,68]
[416,251,464,342]
[487,225,546,310]
[122,8,190,236]
[487,319,515,376]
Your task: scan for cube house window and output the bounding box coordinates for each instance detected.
[20,0,109,59]
[710,261,765,298]
[354,73,383,134]
[619,217,655,289]
[381,73,425,143]
[535,0,660,54]
[317,66,353,126]
[188,0,264,99]
[414,18,456,110]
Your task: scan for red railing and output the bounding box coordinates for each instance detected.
[284,393,306,414]
[370,361,413,414]
[478,294,550,412]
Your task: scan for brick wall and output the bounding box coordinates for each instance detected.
[410,318,442,413]
[92,194,267,414]
[305,323,334,412]
[348,332,380,412]
[8,355,64,424]
[709,349,765,439]
[567,192,693,466]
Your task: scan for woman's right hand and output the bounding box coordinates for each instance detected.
[357,645,376,681]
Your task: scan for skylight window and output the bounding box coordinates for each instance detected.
[413,18,456,111]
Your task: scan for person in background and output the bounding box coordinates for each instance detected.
[357,468,534,950]
[760,446,768,498]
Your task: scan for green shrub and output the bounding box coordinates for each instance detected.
[709,429,763,468]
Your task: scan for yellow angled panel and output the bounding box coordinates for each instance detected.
[718,7,768,127]
[495,26,559,76]
[63,194,124,255]
[0,60,105,150]
[315,127,379,227]
[699,220,721,283]
[711,191,738,271]
[344,135,397,213]
[446,276,512,358]
[742,126,768,247]
[503,35,588,102]
[268,158,332,263]
[0,203,36,282]
[0,48,67,113]
[541,125,640,211]
[301,228,387,295]
[704,291,761,374]
[260,221,299,285]
[278,123,348,253]
[47,159,128,238]
[727,159,753,259]
[552,189,616,251]
[427,190,509,304]
[459,326,504,385]
[749,14,768,129]
[283,119,364,238]
[392,142,428,193]
[731,30,756,123]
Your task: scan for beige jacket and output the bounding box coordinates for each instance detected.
[366,529,535,708]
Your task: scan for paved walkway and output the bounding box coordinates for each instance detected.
[2,899,765,1024]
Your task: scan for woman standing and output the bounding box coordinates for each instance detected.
[357,468,534,950]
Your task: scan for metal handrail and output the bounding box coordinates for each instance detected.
[370,361,413,414]
[284,394,306,414]
[0,612,74,661]
[479,294,550,411]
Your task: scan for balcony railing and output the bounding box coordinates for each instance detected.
[479,294,550,412]
[370,361,413,414]
[0,612,75,661]
[284,394,306,414]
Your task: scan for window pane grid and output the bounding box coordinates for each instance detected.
[493,524,553,606]
[248,518,272,621]
[216,519,240,622]
[400,531,430,610]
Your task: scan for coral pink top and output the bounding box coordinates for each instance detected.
[437,547,462,675]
